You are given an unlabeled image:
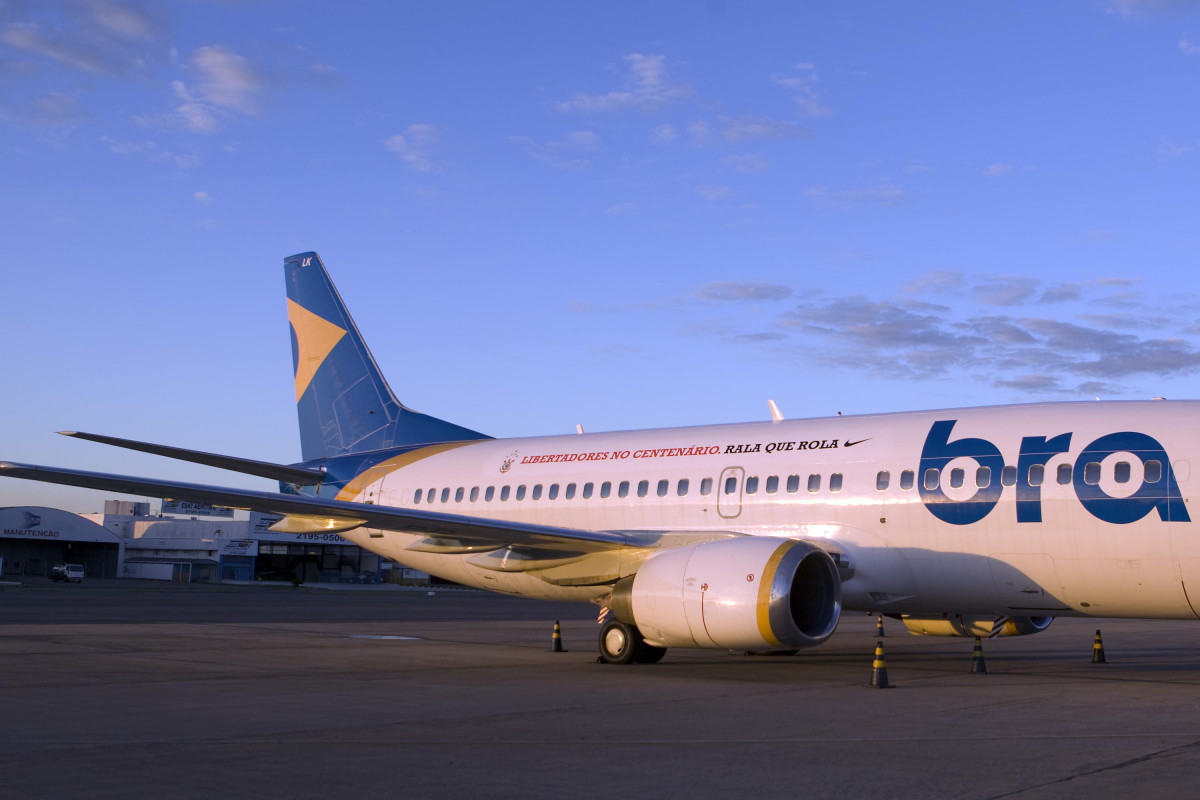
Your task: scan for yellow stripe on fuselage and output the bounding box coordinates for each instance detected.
[335,441,480,502]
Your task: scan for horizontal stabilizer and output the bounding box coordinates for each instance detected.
[59,431,326,486]
[0,461,630,553]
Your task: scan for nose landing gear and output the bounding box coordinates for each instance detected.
[598,618,666,665]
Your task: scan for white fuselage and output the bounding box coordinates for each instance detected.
[336,400,1200,620]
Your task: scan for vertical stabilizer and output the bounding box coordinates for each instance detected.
[285,252,489,460]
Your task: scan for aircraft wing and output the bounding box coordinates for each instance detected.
[0,462,631,553]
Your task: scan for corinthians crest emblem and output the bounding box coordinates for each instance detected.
[499,450,518,474]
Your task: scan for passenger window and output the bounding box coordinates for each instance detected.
[924,468,939,491]
[427,488,435,503]
[455,487,464,502]
[500,486,511,501]
[1146,460,1162,483]
[1084,462,1100,485]
[900,470,914,490]
[440,488,450,503]
[470,487,479,502]
[745,476,758,494]
[1114,461,1131,484]
[549,484,559,500]
[566,483,577,500]
[515,485,526,501]
[829,473,843,492]
[1001,466,1016,487]
[876,471,890,491]
[638,480,649,498]
[786,475,800,493]
[657,479,668,497]
[808,474,821,493]
[485,486,495,501]
[677,479,689,496]
[1057,464,1071,485]
[532,484,543,500]
[583,482,594,499]
[1029,464,1044,487]
[700,477,713,496]
[976,467,990,488]
[601,481,612,498]
[414,488,423,503]
[949,468,964,489]
[619,480,630,498]
[724,476,738,495]
[766,476,778,494]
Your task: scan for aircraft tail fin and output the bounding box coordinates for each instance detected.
[284,252,489,461]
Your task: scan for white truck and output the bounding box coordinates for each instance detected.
[50,564,85,583]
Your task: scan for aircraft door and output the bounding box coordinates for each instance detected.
[717,467,744,519]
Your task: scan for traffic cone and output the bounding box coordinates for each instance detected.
[550,620,566,652]
[868,640,892,688]
[875,615,885,637]
[1091,629,1107,664]
[971,636,987,674]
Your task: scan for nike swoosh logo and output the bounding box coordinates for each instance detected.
[843,438,871,447]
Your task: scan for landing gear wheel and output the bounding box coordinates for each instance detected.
[599,619,655,665]
[634,643,667,664]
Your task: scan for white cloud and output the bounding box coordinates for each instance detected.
[720,114,808,142]
[89,0,160,41]
[722,153,767,173]
[1182,34,1200,54]
[193,190,211,204]
[695,183,730,201]
[386,123,440,171]
[695,281,792,302]
[983,163,1014,177]
[0,2,163,76]
[558,53,690,112]
[772,62,832,117]
[687,120,711,144]
[806,182,904,207]
[511,130,599,169]
[191,45,263,116]
[1105,0,1199,17]
[1157,136,1197,158]
[651,124,677,144]
[138,47,265,133]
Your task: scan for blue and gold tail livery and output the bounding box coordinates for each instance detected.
[285,252,490,460]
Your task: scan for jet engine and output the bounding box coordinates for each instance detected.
[609,537,842,652]
[902,615,1054,637]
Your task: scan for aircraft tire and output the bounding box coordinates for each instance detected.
[598,619,643,665]
[634,643,667,664]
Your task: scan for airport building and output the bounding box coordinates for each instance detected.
[2,500,429,585]
[0,506,125,579]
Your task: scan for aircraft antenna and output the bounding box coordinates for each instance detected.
[768,399,784,423]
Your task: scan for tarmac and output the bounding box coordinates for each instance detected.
[4,578,1200,799]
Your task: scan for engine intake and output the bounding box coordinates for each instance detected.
[611,537,842,651]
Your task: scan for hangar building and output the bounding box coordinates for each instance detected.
[0,507,125,578]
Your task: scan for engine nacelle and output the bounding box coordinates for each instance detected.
[610,537,842,651]
[902,615,1054,638]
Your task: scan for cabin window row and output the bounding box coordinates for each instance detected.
[876,460,1163,492]
[409,471,851,505]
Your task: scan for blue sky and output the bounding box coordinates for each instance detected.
[3,0,1200,512]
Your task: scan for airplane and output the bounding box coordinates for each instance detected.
[3,251,1199,664]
